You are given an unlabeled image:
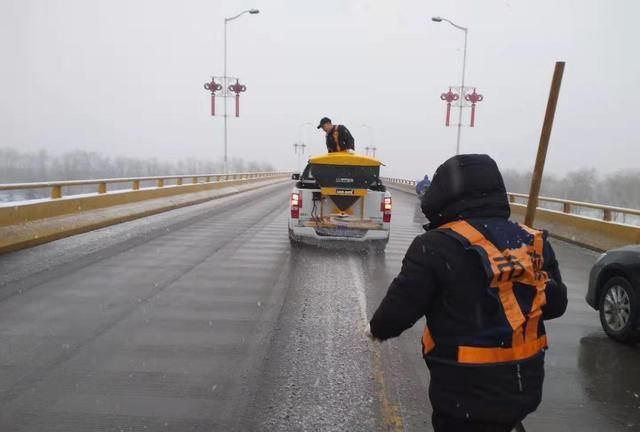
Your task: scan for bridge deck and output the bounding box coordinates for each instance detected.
[0,183,637,431]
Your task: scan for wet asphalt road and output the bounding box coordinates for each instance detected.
[0,181,639,431]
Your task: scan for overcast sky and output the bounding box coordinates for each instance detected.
[1,0,638,178]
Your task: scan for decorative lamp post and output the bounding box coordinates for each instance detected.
[203,9,260,173]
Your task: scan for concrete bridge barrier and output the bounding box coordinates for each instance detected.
[0,172,289,254]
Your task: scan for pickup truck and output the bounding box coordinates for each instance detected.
[288,152,391,250]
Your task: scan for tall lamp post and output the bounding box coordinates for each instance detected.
[294,122,311,172]
[364,146,377,158]
[293,143,307,172]
[298,121,312,146]
[223,9,259,172]
[432,16,467,155]
[361,124,376,157]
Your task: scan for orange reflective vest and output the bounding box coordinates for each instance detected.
[332,126,342,152]
[422,219,549,365]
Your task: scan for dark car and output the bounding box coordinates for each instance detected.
[586,245,640,343]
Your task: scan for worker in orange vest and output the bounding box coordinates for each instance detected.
[367,154,568,432]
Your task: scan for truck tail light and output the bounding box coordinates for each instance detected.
[291,192,302,219]
[381,196,392,223]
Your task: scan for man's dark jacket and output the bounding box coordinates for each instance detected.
[325,125,355,152]
[369,154,568,424]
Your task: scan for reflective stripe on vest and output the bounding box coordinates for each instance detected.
[422,328,435,354]
[332,126,342,152]
[421,220,549,364]
[458,335,547,364]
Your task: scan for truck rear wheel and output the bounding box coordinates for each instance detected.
[288,229,301,248]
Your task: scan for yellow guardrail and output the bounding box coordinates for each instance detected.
[0,171,289,253]
[382,176,640,251]
[0,172,284,200]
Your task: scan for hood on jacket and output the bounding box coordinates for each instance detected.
[421,154,510,229]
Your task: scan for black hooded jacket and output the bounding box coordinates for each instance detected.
[369,154,568,423]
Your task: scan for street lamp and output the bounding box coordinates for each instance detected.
[364,146,377,158]
[298,121,312,144]
[432,16,467,155]
[293,142,307,172]
[294,122,311,172]
[223,9,260,172]
[361,124,376,157]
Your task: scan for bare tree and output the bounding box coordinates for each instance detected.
[0,147,275,201]
[501,167,639,210]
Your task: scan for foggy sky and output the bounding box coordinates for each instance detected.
[1,0,638,179]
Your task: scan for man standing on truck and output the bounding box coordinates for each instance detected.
[317,117,355,152]
[366,154,568,432]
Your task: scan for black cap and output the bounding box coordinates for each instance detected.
[317,117,332,129]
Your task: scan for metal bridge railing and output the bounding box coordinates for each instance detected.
[506,192,640,224]
[382,177,417,187]
[0,172,287,201]
[381,177,640,226]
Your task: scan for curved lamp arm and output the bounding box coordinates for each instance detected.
[226,9,260,23]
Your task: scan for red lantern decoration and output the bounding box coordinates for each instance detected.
[228,80,247,117]
[464,88,484,127]
[204,78,223,116]
[440,88,459,126]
